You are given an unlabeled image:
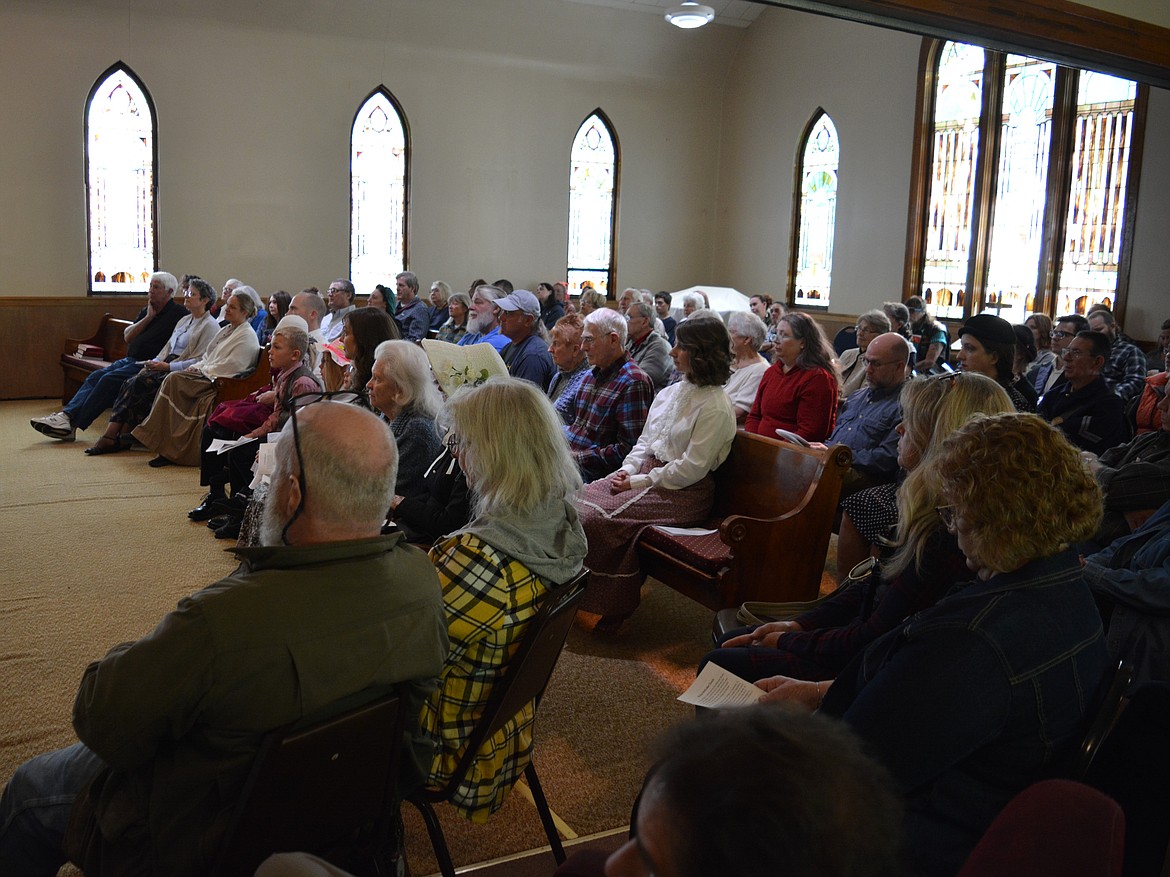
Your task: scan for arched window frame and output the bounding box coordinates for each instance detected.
[904,38,1147,324]
[84,62,159,295]
[788,108,840,310]
[566,109,620,299]
[349,86,411,293]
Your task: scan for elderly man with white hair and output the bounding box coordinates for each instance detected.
[563,308,654,482]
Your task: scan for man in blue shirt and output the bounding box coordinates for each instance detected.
[458,285,510,352]
[809,332,910,496]
[498,290,554,389]
[394,271,430,342]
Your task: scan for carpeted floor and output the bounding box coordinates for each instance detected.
[1,398,836,876]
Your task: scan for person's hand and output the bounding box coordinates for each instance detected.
[185,364,200,373]
[722,620,803,649]
[145,360,169,372]
[755,675,825,709]
[389,494,404,513]
[806,441,828,451]
[256,390,276,405]
[1124,508,1157,532]
[1081,451,1101,474]
[610,471,633,494]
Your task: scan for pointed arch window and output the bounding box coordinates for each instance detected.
[907,39,1145,323]
[790,110,840,309]
[350,87,409,295]
[85,63,158,294]
[567,110,619,298]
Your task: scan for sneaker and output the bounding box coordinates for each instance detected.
[30,411,76,441]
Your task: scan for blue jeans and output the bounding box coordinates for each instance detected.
[63,357,143,430]
[0,743,104,877]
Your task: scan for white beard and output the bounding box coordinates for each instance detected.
[471,310,496,335]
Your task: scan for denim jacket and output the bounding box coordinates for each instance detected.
[823,548,1108,877]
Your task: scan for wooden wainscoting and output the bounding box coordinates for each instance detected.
[0,296,146,401]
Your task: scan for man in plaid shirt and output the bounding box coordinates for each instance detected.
[563,308,653,482]
[1088,309,1147,403]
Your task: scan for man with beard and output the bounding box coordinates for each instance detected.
[457,284,510,352]
[0,403,447,877]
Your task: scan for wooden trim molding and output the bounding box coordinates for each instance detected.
[753,0,1170,88]
[0,296,145,400]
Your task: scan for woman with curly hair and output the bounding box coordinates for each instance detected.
[756,413,1109,877]
[576,317,737,630]
[707,372,1013,682]
[745,311,839,441]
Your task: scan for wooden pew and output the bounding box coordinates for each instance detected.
[214,349,272,403]
[637,432,852,611]
[60,314,133,404]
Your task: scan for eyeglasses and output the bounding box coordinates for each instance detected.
[931,371,959,386]
[279,391,366,545]
[580,335,596,346]
[1051,330,1073,340]
[936,505,957,530]
[444,434,461,452]
[863,357,901,368]
[1062,348,1090,360]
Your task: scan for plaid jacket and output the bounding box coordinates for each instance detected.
[1101,338,1148,402]
[563,355,653,482]
[421,534,548,823]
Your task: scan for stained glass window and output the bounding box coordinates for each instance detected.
[911,40,1143,322]
[984,55,1057,323]
[351,87,409,295]
[85,63,157,294]
[1056,72,1138,317]
[921,41,984,322]
[567,111,618,298]
[792,111,839,309]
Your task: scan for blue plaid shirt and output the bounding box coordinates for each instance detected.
[563,355,653,482]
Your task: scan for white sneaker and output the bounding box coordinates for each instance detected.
[30,411,76,441]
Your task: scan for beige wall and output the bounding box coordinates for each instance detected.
[713,7,1170,339]
[0,0,741,299]
[1,0,1167,338]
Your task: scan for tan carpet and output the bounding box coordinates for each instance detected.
[4,399,835,876]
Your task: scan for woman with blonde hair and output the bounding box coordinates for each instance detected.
[708,372,1013,681]
[578,288,606,315]
[755,414,1109,877]
[420,377,586,823]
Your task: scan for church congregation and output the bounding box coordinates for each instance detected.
[6,0,1170,874]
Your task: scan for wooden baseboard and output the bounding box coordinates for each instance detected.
[0,297,145,400]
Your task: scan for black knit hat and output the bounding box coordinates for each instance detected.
[959,313,1015,348]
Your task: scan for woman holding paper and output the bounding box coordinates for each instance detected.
[575,317,737,631]
[755,414,1109,877]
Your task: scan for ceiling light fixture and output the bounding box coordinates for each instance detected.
[665,1,715,29]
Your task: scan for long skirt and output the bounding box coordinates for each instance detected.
[109,367,168,428]
[131,371,218,466]
[576,461,715,618]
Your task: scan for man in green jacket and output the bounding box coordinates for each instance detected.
[0,402,448,877]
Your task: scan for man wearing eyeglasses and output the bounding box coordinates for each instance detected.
[1038,331,1127,456]
[1034,314,1089,397]
[319,278,356,342]
[808,333,910,496]
[0,402,447,877]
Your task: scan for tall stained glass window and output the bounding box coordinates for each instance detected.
[351,87,409,295]
[792,110,840,309]
[921,42,984,321]
[85,63,158,294]
[984,55,1057,321]
[567,110,619,298]
[909,40,1144,323]
[1056,73,1138,317]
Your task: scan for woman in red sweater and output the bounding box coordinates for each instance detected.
[744,311,839,441]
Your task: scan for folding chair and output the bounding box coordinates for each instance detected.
[212,687,405,877]
[408,569,589,877]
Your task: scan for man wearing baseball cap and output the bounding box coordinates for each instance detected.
[497,289,555,389]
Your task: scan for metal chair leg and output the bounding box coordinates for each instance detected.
[525,763,566,863]
[406,796,457,877]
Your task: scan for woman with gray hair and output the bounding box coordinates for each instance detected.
[367,340,443,500]
[437,291,472,344]
[421,377,586,821]
[724,311,770,424]
[133,289,261,466]
[838,309,893,399]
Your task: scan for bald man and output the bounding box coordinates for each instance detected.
[0,402,447,877]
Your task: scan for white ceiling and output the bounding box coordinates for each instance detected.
[562,0,765,29]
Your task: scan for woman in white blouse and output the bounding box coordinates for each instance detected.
[724,311,770,424]
[576,317,737,630]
